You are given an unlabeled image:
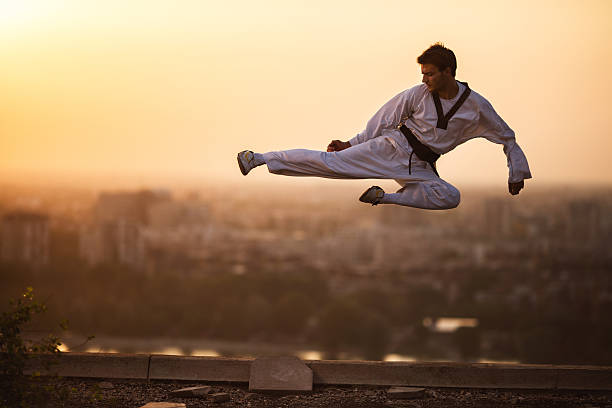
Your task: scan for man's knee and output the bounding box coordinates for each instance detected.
[444,185,461,209]
[430,182,461,210]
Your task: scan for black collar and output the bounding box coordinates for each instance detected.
[432,81,471,130]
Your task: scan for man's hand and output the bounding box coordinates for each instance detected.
[327,140,351,152]
[508,180,524,195]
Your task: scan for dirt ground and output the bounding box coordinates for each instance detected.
[4,378,612,408]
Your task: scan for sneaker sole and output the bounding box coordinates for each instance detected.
[358,190,371,203]
[359,186,382,203]
[237,153,248,176]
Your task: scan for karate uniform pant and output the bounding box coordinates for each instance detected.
[262,133,461,210]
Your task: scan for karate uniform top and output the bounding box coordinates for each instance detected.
[348,82,532,183]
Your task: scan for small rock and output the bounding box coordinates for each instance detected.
[169,385,213,397]
[139,403,186,408]
[386,402,419,408]
[244,392,258,399]
[385,401,419,407]
[427,390,441,398]
[387,386,426,400]
[211,392,230,403]
[98,381,114,389]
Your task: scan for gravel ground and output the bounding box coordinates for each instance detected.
[4,378,612,408]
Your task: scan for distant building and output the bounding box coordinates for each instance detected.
[80,219,145,268]
[0,211,49,265]
[147,200,209,230]
[93,189,171,225]
[483,199,513,237]
[79,189,170,268]
[566,200,603,241]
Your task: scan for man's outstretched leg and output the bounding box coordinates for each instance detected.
[237,150,266,176]
[359,186,385,205]
[238,136,410,180]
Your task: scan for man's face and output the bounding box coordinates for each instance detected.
[421,63,449,93]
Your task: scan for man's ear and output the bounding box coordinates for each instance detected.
[443,67,452,76]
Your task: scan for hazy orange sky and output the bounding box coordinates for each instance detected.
[1,0,611,189]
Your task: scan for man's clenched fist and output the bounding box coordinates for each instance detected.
[327,140,351,152]
[508,180,524,195]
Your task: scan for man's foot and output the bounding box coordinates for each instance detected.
[237,150,256,175]
[359,186,385,206]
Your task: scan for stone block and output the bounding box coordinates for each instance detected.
[249,356,313,393]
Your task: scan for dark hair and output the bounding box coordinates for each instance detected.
[417,43,457,77]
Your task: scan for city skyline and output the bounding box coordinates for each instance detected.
[1,182,610,364]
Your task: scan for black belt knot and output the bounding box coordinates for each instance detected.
[398,125,440,177]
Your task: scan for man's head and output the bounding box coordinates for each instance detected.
[417,43,457,93]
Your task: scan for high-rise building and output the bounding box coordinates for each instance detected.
[93,189,171,225]
[0,211,49,265]
[80,219,144,267]
[566,200,603,241]
[79,189,170,268]
[483,198,513,237]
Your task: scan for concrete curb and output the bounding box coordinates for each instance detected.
[25,353,612,391]
[307,361,555,389]
[26,353,150,379]
[149,355,251,382]
[556,365,612,390]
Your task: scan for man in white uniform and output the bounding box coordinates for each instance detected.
[237,43,532,210]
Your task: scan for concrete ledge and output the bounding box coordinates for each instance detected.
[23,353,612,390]
[149,355,251,382]
[25,352,149,379]
[555,365,612,390]
[307,361,560,389]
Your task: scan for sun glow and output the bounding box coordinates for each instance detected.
[0,0,54,28]
[2,1,612,186]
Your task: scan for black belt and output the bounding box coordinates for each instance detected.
[398,125,440,177]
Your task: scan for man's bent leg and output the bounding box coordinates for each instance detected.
[380,179,461,210]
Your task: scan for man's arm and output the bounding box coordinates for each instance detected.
[326,87,416,151]
[347,88,415,147]
[472,96,532,194]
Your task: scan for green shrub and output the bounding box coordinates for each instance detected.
[0,287,65,407]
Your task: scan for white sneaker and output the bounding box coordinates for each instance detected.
[237,150,256,176]
[359,186,385,206]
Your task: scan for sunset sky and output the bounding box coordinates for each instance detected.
[1,0,611,189]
